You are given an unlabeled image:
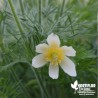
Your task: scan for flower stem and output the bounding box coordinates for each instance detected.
[31,68,50,98]
[8,0,24,35]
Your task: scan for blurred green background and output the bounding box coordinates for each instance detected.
[0,0,97,98]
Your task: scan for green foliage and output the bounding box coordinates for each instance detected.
[0,0,97,98]
[0,71,20,98]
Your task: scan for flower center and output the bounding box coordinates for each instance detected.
[44,44,64,66]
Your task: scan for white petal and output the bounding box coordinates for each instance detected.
[47,33,60,46]
[49,64,59,79]
[32,54,47,68]
[36,43,49,53]
[60,57,77,77]
[61,46,76,56]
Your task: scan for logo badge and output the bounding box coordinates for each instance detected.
[71,80,96,95]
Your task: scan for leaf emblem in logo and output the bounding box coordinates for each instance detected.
[71,80,78,93]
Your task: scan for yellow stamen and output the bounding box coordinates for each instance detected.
[44,43,64,66]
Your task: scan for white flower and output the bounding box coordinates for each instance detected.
[32,33,77,79]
